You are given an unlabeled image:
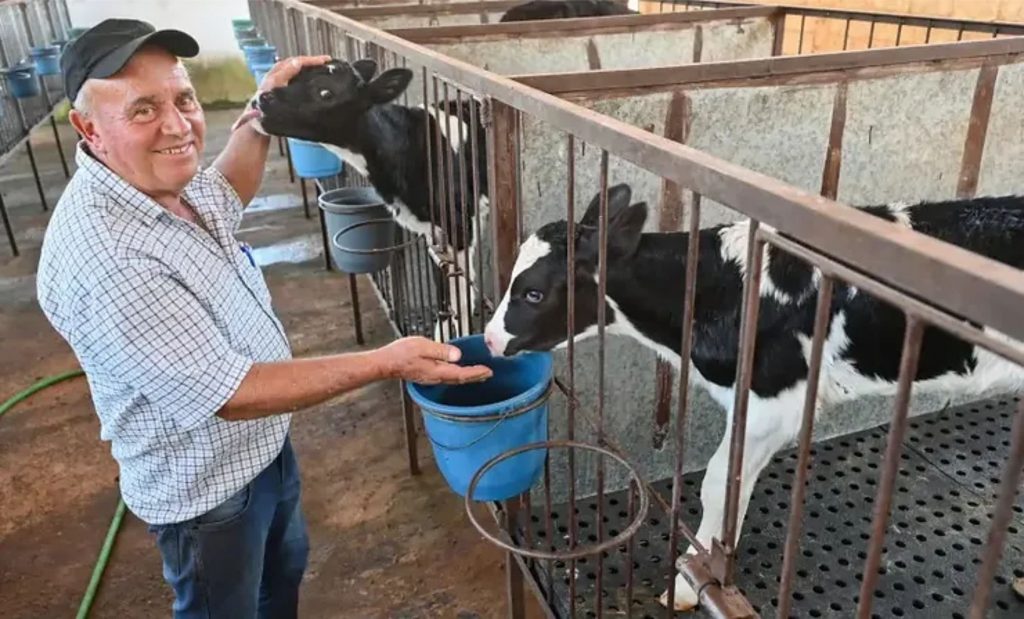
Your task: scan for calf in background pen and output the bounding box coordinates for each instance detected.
[251,58,488,340]
[499,0,638,22]
[483,183,1024,611]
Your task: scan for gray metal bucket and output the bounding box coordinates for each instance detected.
[320,187,400,274]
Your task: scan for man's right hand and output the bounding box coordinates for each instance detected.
[378,336,493,385]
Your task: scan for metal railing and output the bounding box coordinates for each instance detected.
[647,0,1024,55]
[252,1,1024,616]
[0,0,73,256]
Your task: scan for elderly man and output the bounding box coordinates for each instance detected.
[36,18,491,618]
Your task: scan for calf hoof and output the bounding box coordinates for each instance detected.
[658,574,699,612]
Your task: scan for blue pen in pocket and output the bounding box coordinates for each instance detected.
[240,242,256,267]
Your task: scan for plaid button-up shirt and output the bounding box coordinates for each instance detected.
[37,144,292,525]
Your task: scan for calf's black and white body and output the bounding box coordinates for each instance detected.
[484,183,1024,610]
[500,0,637,22]
[252,59,488,339]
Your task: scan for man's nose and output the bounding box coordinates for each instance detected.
[162,106,191,135]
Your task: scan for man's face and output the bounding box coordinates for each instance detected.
[70,46,206,198]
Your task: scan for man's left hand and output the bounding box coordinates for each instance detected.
[232,55,332,132]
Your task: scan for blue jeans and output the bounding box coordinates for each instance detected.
[149,436,310,619]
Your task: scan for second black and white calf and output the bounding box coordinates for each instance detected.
[252,59,488,338]
[484,183,1024,610]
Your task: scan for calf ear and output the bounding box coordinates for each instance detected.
[576,197,648,264]
[580,183,631,227]
[352,58,378,83]
[366,68,414,104]
[608,201,648,258]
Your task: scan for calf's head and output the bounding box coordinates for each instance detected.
[252,58,413,143]
[484,183,647,357]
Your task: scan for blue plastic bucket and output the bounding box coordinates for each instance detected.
[287,138,341,179]
[3,65,40,99]
[251,60,275,86]
[237,36,265,51]
[244,45,276,72]
[407,335,552,501]
[30,45,61,76]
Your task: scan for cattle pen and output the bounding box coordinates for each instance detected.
[250,1,1024,617]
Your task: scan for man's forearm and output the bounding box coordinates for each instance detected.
[212,121,270,206]
[218,350,392,421]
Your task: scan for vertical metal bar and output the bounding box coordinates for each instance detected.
[925,19,933,44]
[48,114,68,178]
[17,104,49,212]
[469,96,485,322]
[442,82,463,335]
[721,223,765,582]
[626,479,636,619]
[595,149,610,619]
[316,182,332,271]
[895,22,904,46]
[957,23,966,41]
[968,399,1024,618]
[0,191,18,257]
[776,275,835,619]
[565,133,579,619]
[665,192,702,617]
[797,14,806,54]
[300,178,310,219]
[842,19,852,50]
[485,100,520,301]
[856,317,925,619]
[400,383,421,476]
[435,77,456,337]
[455,87,472,336]
[506,498,526,619]
[514,110,524,242]
[421,68,438,248]
[542,452,554,605]
[867,20,876,48]
[770,10,786,57]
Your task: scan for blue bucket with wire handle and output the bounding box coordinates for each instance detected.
[2,65,40,99]
[406,334,552,501]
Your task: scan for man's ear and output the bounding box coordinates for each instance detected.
[351,58,377,83]
[366,68,414,104]
[69,109,102,153]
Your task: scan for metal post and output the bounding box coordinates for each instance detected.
[349,273,364,345]
[400,384,420,476]
[16,103,49,212]
[0,191,18,257]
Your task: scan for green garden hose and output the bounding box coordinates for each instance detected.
[1,369,127,619]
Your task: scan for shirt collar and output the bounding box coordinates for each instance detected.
[73,141,203,227]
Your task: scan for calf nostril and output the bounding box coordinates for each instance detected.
[258,91,274,106]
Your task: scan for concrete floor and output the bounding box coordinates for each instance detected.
[0,108,545,618]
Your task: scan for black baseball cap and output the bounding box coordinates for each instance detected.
[62,18,200,102]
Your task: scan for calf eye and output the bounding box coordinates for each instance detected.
[319,89,333,99]
[525,290,544,304]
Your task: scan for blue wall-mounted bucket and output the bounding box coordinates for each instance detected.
[244,45,276,72]
[3,65,40,99]
[407,335,552,501]
[288,138,341,179]
[30,45,61,76]
[251,60,275,86]
[237,36,265,52]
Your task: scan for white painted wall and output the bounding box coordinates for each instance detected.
[67,0,250,59]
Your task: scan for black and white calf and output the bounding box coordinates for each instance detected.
[499,0,638,22]
[251,58,488,339]
[483,183,1024,610]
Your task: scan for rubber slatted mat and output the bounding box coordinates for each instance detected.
[515,395,1024,618]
